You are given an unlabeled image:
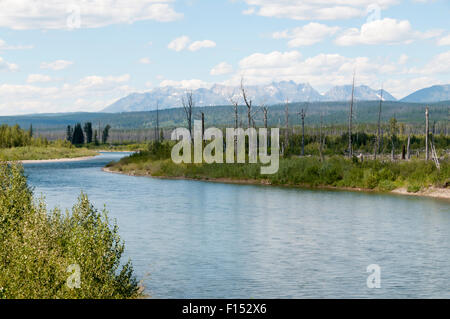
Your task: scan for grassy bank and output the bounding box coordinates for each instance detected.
[86,142,146,152]
[0,146,98,161]
[106,144,449,195]
[0,163,141,299]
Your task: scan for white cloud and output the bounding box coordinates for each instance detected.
[240,0,399,21]
[168,36,216,52]
[40,60,73,71]
[210,62,233,75]
[0,74,134,115]
[398,54,408,65]
[273,23,340,47]
[335,18,441,46]
[239,51,302,69]
[0,0,182,30]
[437,34,450,46]
[409,51,450,75]
[0,56,18,72]
[188,40,216,51]
[0,39,33,50]
[168,36,190,51]
[78,74,130,88]
[223,50,400,94]
[26,74,52,83]
[139,57,151,64]
[159,79,211,90]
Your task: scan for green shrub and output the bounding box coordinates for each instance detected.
[378,180,396,191]
[407,183,422,193]
[0,163,140,299]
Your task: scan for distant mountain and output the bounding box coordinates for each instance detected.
[102,81,397,113]
[322,85,397,102]
[102,81,323,112]
[400,84,450,103]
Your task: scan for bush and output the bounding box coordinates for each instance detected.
[407,183,422,193]
[0,163,140,299]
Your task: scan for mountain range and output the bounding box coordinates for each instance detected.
[400,84,450,103]
[102,82,449,113]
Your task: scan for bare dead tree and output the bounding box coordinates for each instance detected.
[229,93,239,131]
[425,106,429,161]
[240,77,253,129]
[182,91,194,139]
[374,85,383,159]
[258,97,269,129]
[407,132,411,160]
[201,112,205,139]
[284,99,289,149]
[298,104,308,156]
[155,100,160,142]
[318,113,326,162]
[228,93,240,156]
[348,72,355,158]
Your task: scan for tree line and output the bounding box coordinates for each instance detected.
[0,124,51,148]
[66,122,111,145]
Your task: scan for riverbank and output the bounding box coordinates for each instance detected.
[102,161,450,201]
[0,146,99,162]
[18,155,99,164]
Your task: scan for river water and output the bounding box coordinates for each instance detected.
[23,152,450,298]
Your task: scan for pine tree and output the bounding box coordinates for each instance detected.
[29,124,33,138]
[94,129,99,145]
[72,123,85,145]
[66,125,73,142]
[83,122,93,144]
[102,125,111,144]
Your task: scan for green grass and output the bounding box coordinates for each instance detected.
[106,143,449,193]
[85,143,146,152]
[0,146,98,161]
[0,163,141,299]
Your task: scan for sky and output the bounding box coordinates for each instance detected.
[0,0,449,115]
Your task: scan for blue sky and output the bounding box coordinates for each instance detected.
[0,0,449,115]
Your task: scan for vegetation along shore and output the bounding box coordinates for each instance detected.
[0,162,141,298]
[104,141,450,200]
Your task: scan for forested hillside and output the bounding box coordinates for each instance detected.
[0,100,448,132]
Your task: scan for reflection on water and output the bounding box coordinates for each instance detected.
[24,153,450,298]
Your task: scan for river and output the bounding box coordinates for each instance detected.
[23,152,450,298]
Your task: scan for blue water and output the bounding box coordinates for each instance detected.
[24,152,450,298]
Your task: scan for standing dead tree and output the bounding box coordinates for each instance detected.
[240,78,253,129]
[348,72,355,158]
[182,91,194,140]
[298,104,308,156]
[284,99,289,148]
[406,132,411,160]
[318,113,326,162]
[261,101,269,129]
[425,106,429,161]
[155,100,160,142]
[374,85,383,159]
[229,93,239,131]
[228,93,240,156]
